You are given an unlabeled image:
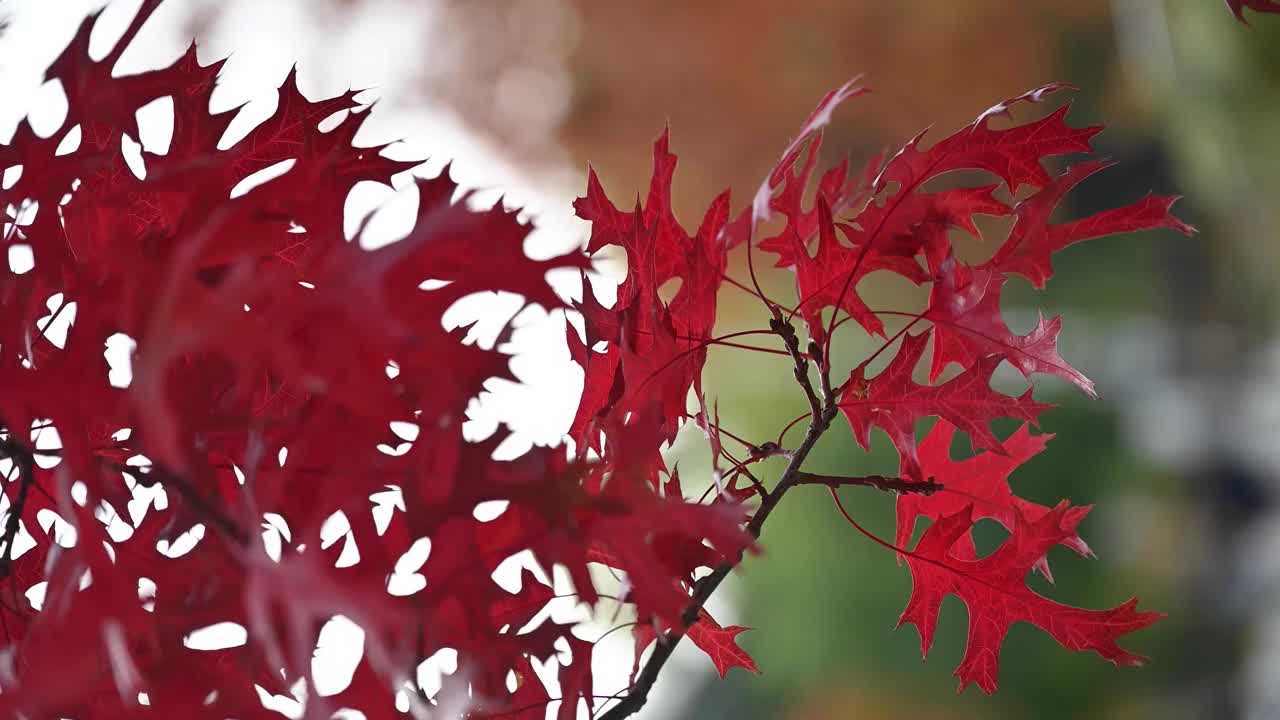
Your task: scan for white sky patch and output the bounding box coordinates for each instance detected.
[185,622,249,651]
[312,616,365,696]
[7,244,34,274]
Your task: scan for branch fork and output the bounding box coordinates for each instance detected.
[601,316,847,719]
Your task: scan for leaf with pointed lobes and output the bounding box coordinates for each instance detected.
[985,160,1194,289]
[793,196,928,340]
[574,130,728,341]
[44,0,168,143]
[898,502,1164,694]
[573,273,622,349]
[899,420,1092,582]
[861,184,1013,276]
[687,609,761,679]
[1227,0,1280,22]
[585,492,753,627]
[926,257,1095,397]
[718,78,871,252]
[754,153,882,266]
[370,168,590,312]
[877,85,1098,199]
[555,634,596,720]
[632,608,759,681]
[630,622,660,685]
[750,78,868,229]
[569,131,728,453]
[838,331,1052,482]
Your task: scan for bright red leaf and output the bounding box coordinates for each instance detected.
[686,609,760,679]
[926,257,1096,397]
[899,502,1165,694]
[900,419,1091,581]
[838,331,1052,482]
[984,159,1193,289]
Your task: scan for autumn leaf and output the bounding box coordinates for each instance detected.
[898,502,1164,694]
[900,419,1092,581]
[926,257,1096,397]
[687,609,761,679]
[838,332,1052,482]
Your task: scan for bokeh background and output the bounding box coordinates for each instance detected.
[5,1,1280,718]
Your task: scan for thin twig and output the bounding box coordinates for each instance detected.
[719,273,796,315]
[681,413,755,451]
[769,317,823,422]
[718,448,768,498]
[792,471,942,496]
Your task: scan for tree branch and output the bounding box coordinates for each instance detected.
[792,471,942,496]
[770,316,824,422]
[600,317,838,720]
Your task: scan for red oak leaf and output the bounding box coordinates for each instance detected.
[876,85,1098,196]
[631,609,759,681]
[869,185,1013,275]
[985,160,1194,289]
[899,502,1164,694]
[630,623,659,685]
[686,609,760,679]
[790,196,928,338]
[926,257,1095,396]
[570,131,731,453]
[753,154,880,265]
[838,331,1052,481]
[900,419,1091,581]
[566,319,622,452]
[747,78,869,232]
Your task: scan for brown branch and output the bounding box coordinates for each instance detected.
[770,316,824,422]
[792,471,942,496]
[600,317,838,720]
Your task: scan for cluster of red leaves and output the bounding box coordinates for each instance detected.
[0,1,1198,718]
[575,76,1187,700]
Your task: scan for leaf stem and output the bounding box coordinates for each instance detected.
[720,272,796,316]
